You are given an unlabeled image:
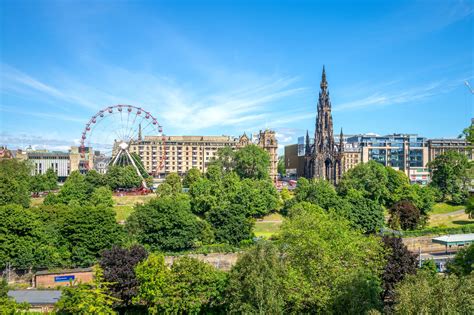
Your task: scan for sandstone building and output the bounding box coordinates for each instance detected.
[129,130,279,181]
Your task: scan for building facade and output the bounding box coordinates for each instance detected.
[347,134,430,184]
[304,67,344,185]
[129,135,237,178]
[428,138,473,162]
[129,131,279,181]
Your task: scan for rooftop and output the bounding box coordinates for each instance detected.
[8,290,61,305]
[35,267,92,276]
[432,233,474,245]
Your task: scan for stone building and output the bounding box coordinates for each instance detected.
[427,138,473,161]
[129,132,278,181]
[304,67,344,185]
[256,129,278,182]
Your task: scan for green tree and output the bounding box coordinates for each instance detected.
[277,155,285,176]
[55,266,119,314]
[466,195,474,219]
[60,205,122,267]
[0,159,31,208]
[394,271,474,314]
[44,168,58,190]
[420,259,438,275]
[0,278,29,314]
[135,254,226,314]
[182,168,201,188]
[156,172,182,196]
[126,194,200,251]
[212,146,236,173]
[189,177,221,215]
[45,171,94,206]
[234,144,270,180]
[280,202,385,313]
[462,123,474,144]
[0,204,67,269]
[344,189,385,233]
[428,150,470,204]
[90,186,114,208]
[293,178,341,210]
[206,202,254,245]
[225,241,287,314]
[447,243,473,276]
[29,174,47,194]
[105,165,142,190]
[233,178,279,217]
[338,161,390,205]
[85,169,105,188]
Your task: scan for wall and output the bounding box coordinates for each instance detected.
[35,271,94,288]
[165,252,240,271]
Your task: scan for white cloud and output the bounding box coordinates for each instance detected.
[334,80,459,111]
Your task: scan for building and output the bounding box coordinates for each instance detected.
[129,131,279,181]
[341,143,361,173]
[69,146,94,174]
[304,67,344,185]
[26,151,71,179]
[256,129,279,181]
[0,146,13,159]
[8,290,61,312]
[35,268,93,288]
[428,138,473,162]
[129,135,237,178]
[347,134,430,184]
[93,151,111,174]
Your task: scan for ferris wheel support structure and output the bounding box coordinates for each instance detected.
[79,104,166,189]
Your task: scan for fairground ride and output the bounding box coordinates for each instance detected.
[79,105,166,189]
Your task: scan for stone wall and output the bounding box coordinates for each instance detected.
[402,235,447,253]
[165,252,241,271]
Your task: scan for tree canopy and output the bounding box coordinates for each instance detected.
[135,254,226,314]
[126,194,202,251]
[234,144,270,180]
[225,241,287,314]
[0,159,31,208]
[279,202,385,313]
[394,270,474,314]
[428,150,470,204]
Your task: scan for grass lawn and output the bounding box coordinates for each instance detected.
[30,197,45,206]
[430,202,465,215]
[428,212,472,228]
[113,194,156,222]
[254,213,283,239]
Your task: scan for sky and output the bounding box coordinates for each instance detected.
[0,0,473,154]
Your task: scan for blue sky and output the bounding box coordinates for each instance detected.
[0,0,473,153]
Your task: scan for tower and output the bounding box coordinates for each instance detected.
[305,66,343,185]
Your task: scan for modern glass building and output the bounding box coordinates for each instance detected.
[346,134,429,184]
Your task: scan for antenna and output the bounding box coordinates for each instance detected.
[465,81,474,94]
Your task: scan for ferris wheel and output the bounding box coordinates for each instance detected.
[79,105,166,188]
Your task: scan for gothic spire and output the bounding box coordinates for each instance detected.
[339,128,344,153]
[320,65,328,90]
[305,130,311,155]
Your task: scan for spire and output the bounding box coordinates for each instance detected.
[138,123,142,141]
[339,128,344,153]
[305,130,311,155]
[320,65,328,90]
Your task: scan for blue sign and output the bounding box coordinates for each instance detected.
[54,275,75,282]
